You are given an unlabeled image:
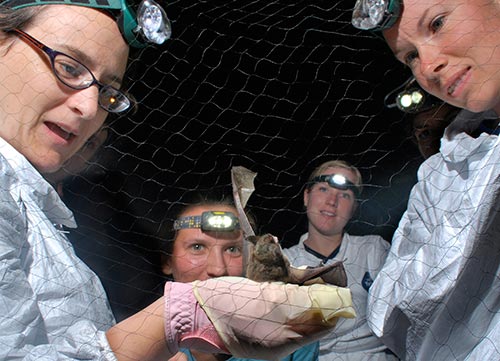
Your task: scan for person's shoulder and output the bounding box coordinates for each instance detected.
[346,233,389,249]
[282,233,307,250]
[282,242,302,257]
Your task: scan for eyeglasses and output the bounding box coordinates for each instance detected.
[310,174,361,197]
[11,28,131,113]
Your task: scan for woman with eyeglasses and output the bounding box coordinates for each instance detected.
[282,160,395,360]
[0,2,355,359]
[352,0,500,359]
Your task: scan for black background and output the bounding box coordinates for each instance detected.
[62,0,424,320]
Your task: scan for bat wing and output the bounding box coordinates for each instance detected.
[288,261,347,287]
[231,166,257,277]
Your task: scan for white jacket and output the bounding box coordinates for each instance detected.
[0,137,117,360]
[368,110,500,360]
[284,232,394,361]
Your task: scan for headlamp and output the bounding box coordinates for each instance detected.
[173,211,241,232]
[311,174,361,197]
[1,0,171,48]
[385,77,442,113]
[352,0,401,31]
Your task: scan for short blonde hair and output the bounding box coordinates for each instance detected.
[306,160,363,195]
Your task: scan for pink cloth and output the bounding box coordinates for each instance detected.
[165,276,355,361]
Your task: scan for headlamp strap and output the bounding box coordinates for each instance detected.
[173,215,202,230]
[1,0,171,48]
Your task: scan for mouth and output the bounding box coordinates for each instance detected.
[321,210,336,217]
[447,66,471,96]
[45,122,76,142]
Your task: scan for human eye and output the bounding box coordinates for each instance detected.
[226,245,242,256]
[415,128,431,141]
[404,50,419,67]
[341,192,352,200]
[430,15,446,33]
[55,56,87,81]
[189,243,205,253]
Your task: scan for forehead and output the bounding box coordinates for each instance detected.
[382,0,440,52]
[28,5,129,76]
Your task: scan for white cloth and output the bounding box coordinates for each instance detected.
[283,232,394,361]
[367,110,500,360]
[0,137,117,360]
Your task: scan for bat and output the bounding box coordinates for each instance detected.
[246,233,347,287]
[230,166,347,287]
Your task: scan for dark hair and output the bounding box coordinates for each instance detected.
[0,6,39,33]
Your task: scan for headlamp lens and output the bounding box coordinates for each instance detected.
[311,174,360,196]
[395,88,425,112]
[352,0,401,31]
[385,77,442,114]
[137,0,172,45]
[173,211,240,232]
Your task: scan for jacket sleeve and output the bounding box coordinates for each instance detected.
[0,188,116,361]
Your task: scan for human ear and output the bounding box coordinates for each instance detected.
[303,189,310,208]
[161,260,173,276]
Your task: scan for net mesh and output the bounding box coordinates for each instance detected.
[55,0,425,320]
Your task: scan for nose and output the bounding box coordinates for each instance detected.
[418,43,448,82]
[206,249,228,278]
[67,86,100,120]
[325,190,339,207]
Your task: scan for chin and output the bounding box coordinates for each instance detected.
[465,100,497,113]
[33,158,65,175]
[464,85,500,113]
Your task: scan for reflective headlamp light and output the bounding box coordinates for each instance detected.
[174,211,241,232]
[396,87,426,113]
[385,77,442,113]
[311,174,361,197]
[1,0,171,47]
[352,0,401,31]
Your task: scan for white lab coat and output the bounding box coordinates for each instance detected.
[284,232,394,360]
[0,137,117,360]
[368,110,500,360]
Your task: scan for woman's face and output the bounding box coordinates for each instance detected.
[384,0,500,114]
[163,205,244,283]
[304,166,357,238]
[0,5,129,173]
